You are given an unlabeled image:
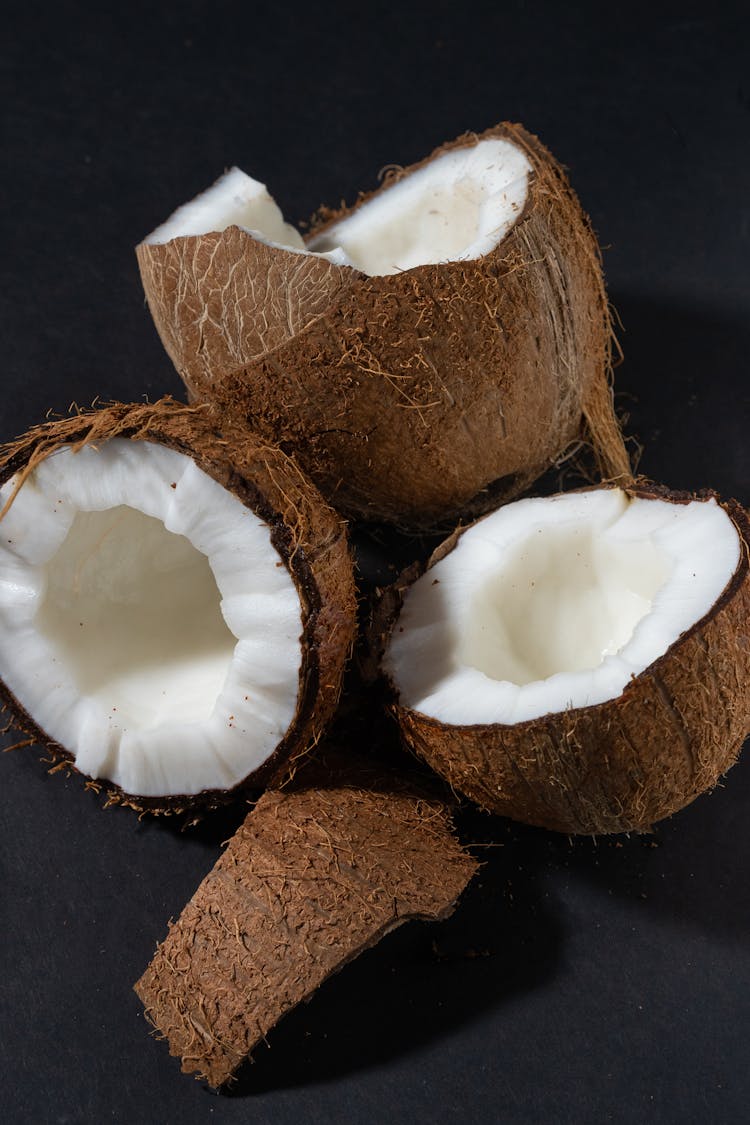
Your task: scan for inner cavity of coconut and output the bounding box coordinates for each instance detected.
[385,489,740,726]
[145,138,531,276]
[0,440,302,797]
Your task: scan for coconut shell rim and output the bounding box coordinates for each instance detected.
[384,484,750,736]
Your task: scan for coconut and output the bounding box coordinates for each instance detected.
[381,484,750,834]
[134,751,478,1087]
[0,399,356,812]
[137,123,630,528]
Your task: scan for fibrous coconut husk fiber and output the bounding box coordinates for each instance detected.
[134,754,478,1086]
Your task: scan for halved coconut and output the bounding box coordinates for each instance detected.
[135,750,477,1087]
[381,485,750,834]
[137,123,630,528]
[0,400,356,812]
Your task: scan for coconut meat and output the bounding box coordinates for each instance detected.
[385,489,740,726]
[144,138,531,276]
[146,167,311,254]
[0,440,302,797]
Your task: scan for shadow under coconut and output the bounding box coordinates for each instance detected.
[553,736,750,942]
[145,797,254,848]
[220,808,563,1099]
[350,521,445,594]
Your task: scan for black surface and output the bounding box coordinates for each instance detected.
[2,3,749,1123]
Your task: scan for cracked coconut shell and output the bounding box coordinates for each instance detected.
[135,752,478,1086]
[0,399,357,813]
[137,122,630,528]
[379,485,750,835]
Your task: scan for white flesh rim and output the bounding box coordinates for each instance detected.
[0,440,302,798]
[384,489,741,727]
[144,139,531,276]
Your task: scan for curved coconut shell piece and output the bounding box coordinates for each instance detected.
[137,123,630,528]
[383,487,750,835]
[134,752,478,1087]
[138,232,351,384]
[0,399,357,813]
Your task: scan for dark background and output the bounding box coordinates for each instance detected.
[1,2,749,1122]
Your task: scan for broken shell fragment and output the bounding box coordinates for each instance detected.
[383,485,750,834]
[137,123,630,527]
[135,754,478,1086]
[0,400,356,812]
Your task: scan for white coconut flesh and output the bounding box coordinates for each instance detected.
[0,440,302,797]
[144,138,531,276]
[385,489,741,727]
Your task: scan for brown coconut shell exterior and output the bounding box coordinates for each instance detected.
[134,752,478,1087]
[0,398,357,814]
[137,123,630,528]
[382,485,750,835]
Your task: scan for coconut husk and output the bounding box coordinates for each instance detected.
[0,398,357,813]
[137,123,630,528]
[382,486,750,834]
[134,753,478,1087]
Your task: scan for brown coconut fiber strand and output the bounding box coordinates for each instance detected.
[0,399,357,813]
[387,487,750,835]
[138,123,630,528]
[134,755,478,1087]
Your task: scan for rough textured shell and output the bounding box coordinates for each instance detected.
[0,399,357,814]
[134,754,478,1086]
[383,486,750,834]
[138,123,630,528]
